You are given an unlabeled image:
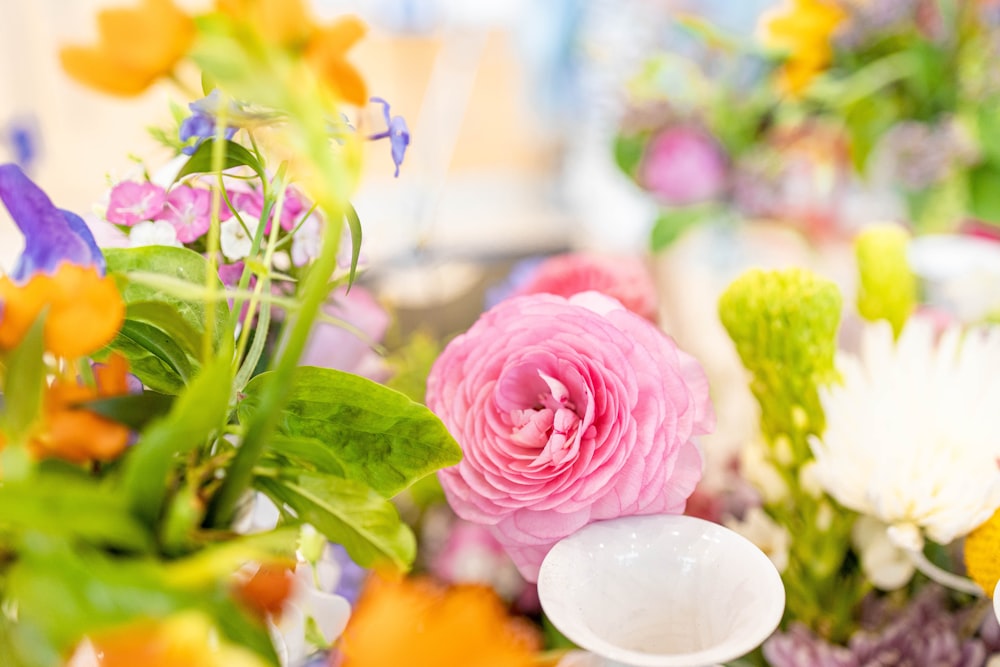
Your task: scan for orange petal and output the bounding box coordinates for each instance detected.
[306,17,368,105]
[59,45,160,97]
[44,264,125,359]
[97,0,195,72]
[0,272,53,350]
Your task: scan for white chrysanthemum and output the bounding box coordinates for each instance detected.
[812,318,1000,547]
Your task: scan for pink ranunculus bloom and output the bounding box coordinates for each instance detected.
[426,291,715,581]
[638,125,728,206]
[155,185,226,243]
[510,252,659,321]
[105,180,167,226]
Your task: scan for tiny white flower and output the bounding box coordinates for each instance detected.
[272,250,291,272]
[130,219,181,248]
[221,218,256,260]
[725,507,790,573]
[291,215,322,266]
[812,318,1000,546]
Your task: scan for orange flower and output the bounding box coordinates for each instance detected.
[66,612,268,667]
[234,561,297,620]
[761,0,845,95]
[0,262,125,359]
[59,0,195,96]
[215,0,368,105]
[339,576,540,667]
[33,354,132,463]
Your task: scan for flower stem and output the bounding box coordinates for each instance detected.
[906,548,984,597]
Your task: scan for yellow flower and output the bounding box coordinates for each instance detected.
[965,507,1000,596]
[0,263,125,359]
[59,0,195,96]
[339,576,541,667]
[215,0,368,105]
[66,612,269,667]
[761,0,845,95]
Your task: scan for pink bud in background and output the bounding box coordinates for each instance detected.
[638,126,728,206]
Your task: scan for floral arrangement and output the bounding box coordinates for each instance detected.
[614,0,1000,248]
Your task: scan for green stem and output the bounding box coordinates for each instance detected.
[203,101,230,362]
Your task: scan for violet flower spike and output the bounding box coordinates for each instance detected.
[368,96,410,177]
[0,163,105,282]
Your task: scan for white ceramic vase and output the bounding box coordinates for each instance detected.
[537,514,786,667]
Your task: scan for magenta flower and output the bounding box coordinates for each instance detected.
[638,126,728,206]
[300,286,390,381]
[509,252,659,321]
[155,185,225,243]
[106,181,167,226]
[228,186,306,233]
[426,292,715,581]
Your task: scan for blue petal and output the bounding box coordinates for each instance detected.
[0,163,105,282]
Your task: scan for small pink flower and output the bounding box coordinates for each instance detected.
[510,252,659,321]
[106,181,166,226]
[228,186,308,233]
[638,126,728,206]
[426,292,715,581]
[155,185,223,243]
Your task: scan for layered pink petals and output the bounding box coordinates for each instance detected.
[426,292,715,581]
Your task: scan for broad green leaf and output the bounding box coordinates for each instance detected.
[240,367,462,498]
[256,472,416,570]
[120,348,233,525]
[0,475,153,551]
[113,319,196,389]
[264,434,347,477]
[104,329,186,394]
[2,314,46,440]
[126,301,205,358]
[175,138,266,184]
[105,246,231,356]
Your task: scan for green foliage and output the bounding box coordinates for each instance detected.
[719,269,867,641]
[104,247,231,393]
[854,225,917,337]
[241,366,462,499]
[650,205,720,252]
[176,138,267,184]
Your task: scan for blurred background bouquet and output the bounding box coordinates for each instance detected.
[615,0,1000,250]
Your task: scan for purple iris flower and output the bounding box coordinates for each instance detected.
[179,90,237,155]
[368,97,410,177]
[0,163,105,282]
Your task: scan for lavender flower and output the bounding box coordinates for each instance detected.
[368,96,410,177]
[876,119,978,190]
[764,587,991,667]
[834,0,920,49]
[0,163,105,282]
[5,116,40,173]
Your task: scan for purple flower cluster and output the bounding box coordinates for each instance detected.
[764,586,995,667]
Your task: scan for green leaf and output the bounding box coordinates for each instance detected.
[112,319,196,389]
[105,246,231,356]
[969,163,1000,223]
[126,301,206,358]
[175,138,266,184]
[84,392,176,431]
[0,474,153,551]
[264,434,347,477]
[613,133,646,177]
[240,367,462,498]
[6,538,279,667]
[2,314,46,440]
[345,203,362,288]
[256,472,416,570]
[650,205,715,252]
[120,348,233,525]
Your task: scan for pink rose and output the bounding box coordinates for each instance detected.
[426,292,715,581]
[510,252,659,321]
[638,126,728,206]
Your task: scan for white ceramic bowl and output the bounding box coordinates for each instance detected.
[537,514,786,667]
